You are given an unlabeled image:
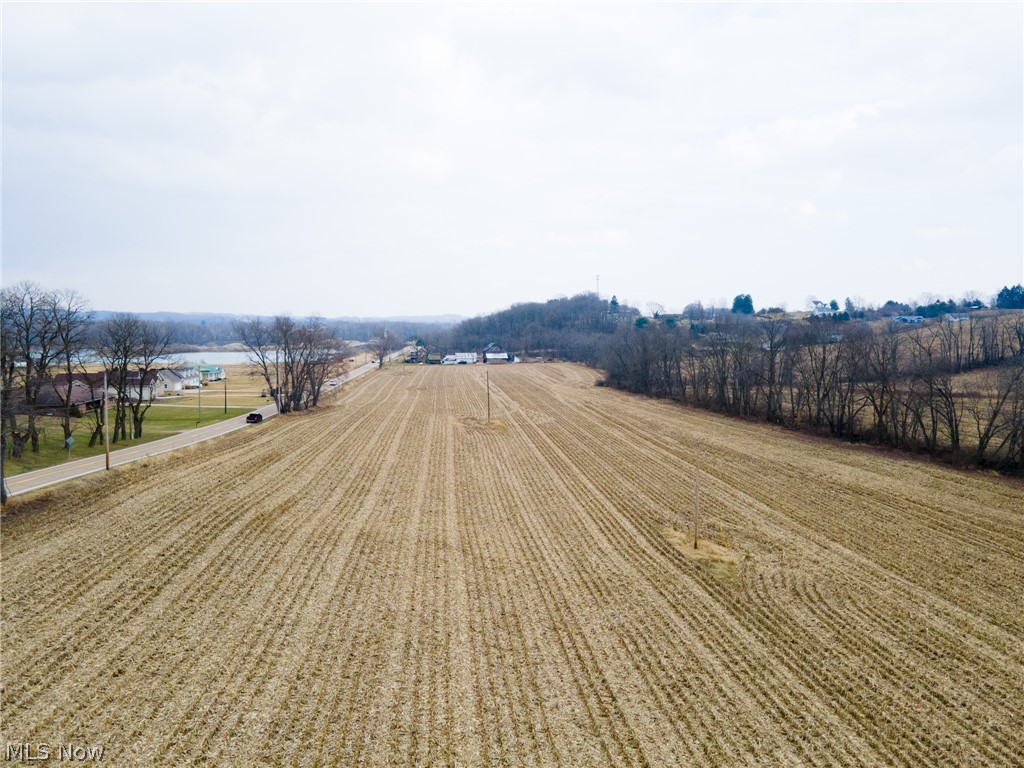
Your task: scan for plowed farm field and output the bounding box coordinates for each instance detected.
[3,363,1022,767]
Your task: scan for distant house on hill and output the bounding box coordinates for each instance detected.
[811,300,837,317]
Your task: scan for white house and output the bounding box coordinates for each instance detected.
[199,365,226,382]
[177,367,203,388]
[156,368,186,393]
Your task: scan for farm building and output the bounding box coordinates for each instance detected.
[482,342,514,363]
[442,353,478,365]
[893,315,925,324]
[405,347,428,363]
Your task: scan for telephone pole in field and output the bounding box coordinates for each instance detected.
[693,439,701,550]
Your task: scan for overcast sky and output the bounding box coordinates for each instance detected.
[3,2,1022,319]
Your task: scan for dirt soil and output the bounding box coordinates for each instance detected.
[2,363,1022,766]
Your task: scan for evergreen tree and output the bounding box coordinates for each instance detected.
[731,294,754,314]
[996,284,1024,309]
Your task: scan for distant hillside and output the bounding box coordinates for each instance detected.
[93,310,465,326]
[92,311,239,324]
[430,293,638,363]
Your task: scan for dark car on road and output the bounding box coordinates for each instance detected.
[246,412,263,424]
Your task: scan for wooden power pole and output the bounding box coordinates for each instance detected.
[693,439,701,550]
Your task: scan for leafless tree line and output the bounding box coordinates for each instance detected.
[602,312,1024,472]
[234,315,347,413]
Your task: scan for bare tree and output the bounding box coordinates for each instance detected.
[128,320,171,438]
[50,289,93,441]
[96,314,141,443]
[235,316,280,407]
[298,317,346,408]
[755,316,790,424]
[95,314,169,441]
[1,290,22,464]
[967,359,1024,465]
[236,315,343,413]
[856,324,907,445]
[370,329,398,369]
[1,282,64,454]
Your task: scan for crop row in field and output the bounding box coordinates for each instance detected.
[2,363,1021,766]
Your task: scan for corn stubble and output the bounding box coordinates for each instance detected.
[3,364,1022,766]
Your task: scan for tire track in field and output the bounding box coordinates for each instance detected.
[483,370,794,765]
[508,413,849,765]
[501,366,1024,768]
[524,370,1019,765]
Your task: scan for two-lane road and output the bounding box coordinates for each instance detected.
[3,402,280,497]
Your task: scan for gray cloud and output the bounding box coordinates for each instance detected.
[3,3,1021,316]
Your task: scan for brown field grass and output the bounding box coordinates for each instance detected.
[2,363,1022,766]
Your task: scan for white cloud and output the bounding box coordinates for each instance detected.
[717,102,898,170]
[917,227,954,239]
[906,259,932,272]
[916,227,972,239]
[798,200,818,217]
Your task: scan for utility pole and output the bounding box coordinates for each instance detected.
[486,369,491,423]
[693,439,701,550]
[0,390,8,504]
[223,375,227,414]
[197,378,202,428]
[596,274,600,298]
[275,347,281,413]
[103,370,110,471]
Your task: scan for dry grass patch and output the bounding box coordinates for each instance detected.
[663,528,739,563]
[457,416,510,434]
